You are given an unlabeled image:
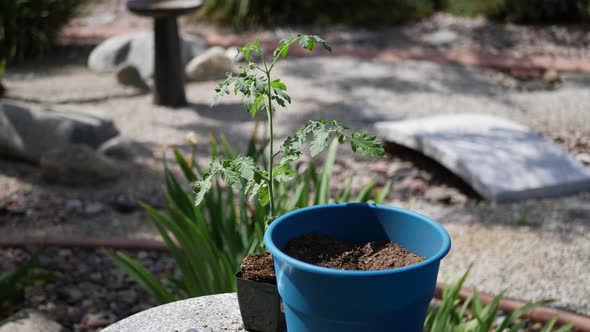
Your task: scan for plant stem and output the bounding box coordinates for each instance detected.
[265,69,275,218]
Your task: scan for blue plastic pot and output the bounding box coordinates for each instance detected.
[264,203,451,332]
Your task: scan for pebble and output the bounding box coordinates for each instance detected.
[137,250,149,260]
[89,272,102,281]
[84,202,106,215]
[58,248,72,257]
[118,289,138,304]
[59,286,83,304]
[80,311,117,329]
[543,69,560,83]
[65,199,83,212]
[576,152,590,165]
[109,192,138,213]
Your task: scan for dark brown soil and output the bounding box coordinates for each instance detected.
[240,252,276,284]
[284,234,425,271]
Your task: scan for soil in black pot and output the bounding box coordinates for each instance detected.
[284,234,425,271]
[240,252,276,284]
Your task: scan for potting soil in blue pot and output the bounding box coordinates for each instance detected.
[264,203,451,332]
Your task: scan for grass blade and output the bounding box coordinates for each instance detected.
[316,139,338,205]
[355,178,376,202]
[105,250,175,304]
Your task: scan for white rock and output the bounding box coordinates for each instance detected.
[422,29,461,46]
[185,47,234,82]
[576,152,590,165]
[116,65,148,89]
[98,136,152,160]
[0,309,63,332]
[88,31,207,78]
[375,114,590,202]
[0,101,118,163]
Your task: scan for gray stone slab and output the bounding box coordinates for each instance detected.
[375,113,590,202]
[0,101,119,163]
[102,293,245,332]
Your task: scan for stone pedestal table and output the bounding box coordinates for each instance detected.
[126,0,202,107]
[103,293,257,332]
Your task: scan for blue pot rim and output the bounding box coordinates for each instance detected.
[264,203,451,276]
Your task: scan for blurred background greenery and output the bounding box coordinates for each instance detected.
[198,0,590,27]
[1,0,589,63]
[0,0,82,62]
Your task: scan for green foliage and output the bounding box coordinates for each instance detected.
[1,248,58,318]
[445,0,590,23]
[0,0,81,62]
[198,0,435,27]
[108,132,389,303]
[200,0,590,26]
[203,35,384,221]
[425,268,573,332]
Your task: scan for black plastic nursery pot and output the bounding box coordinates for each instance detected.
[235,272,285,332]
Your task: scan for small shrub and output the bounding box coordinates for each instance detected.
[0,0,81,62]
[199,0,435,27]
[445,0,590,23]
[108,131,390,302]
[426,268,574,332]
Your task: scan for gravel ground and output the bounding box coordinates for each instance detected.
[2,50,590,324]
[1,247,162,331]
[403,13,590,59]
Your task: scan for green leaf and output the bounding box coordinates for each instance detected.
[105,250,175,304]
[220,162,242,189]
[173,148,197,182]
[296,35,332,52]
[247,94,265,118]
[213,74,234,105]
[355,178,376,202]
[375,180,392,204]
[350,131,385,157]
[194,159,223,206]
[300,35,314,50]
[274,96,286,107]
[310,130,330,157]
[496,298,553,331]
[270,79,287,90]
[239,40,261,62]
[258,185,270,206]
[316,139,338,205]
[554,323,574,332]
[273,166,296,182]
[234,156,256,181]
[273,38,291,58]
[165,167,196,220]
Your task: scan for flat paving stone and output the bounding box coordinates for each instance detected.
[103,293,245,332]
[376,113,590,202]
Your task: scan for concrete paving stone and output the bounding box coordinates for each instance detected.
[376,113,590,202]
